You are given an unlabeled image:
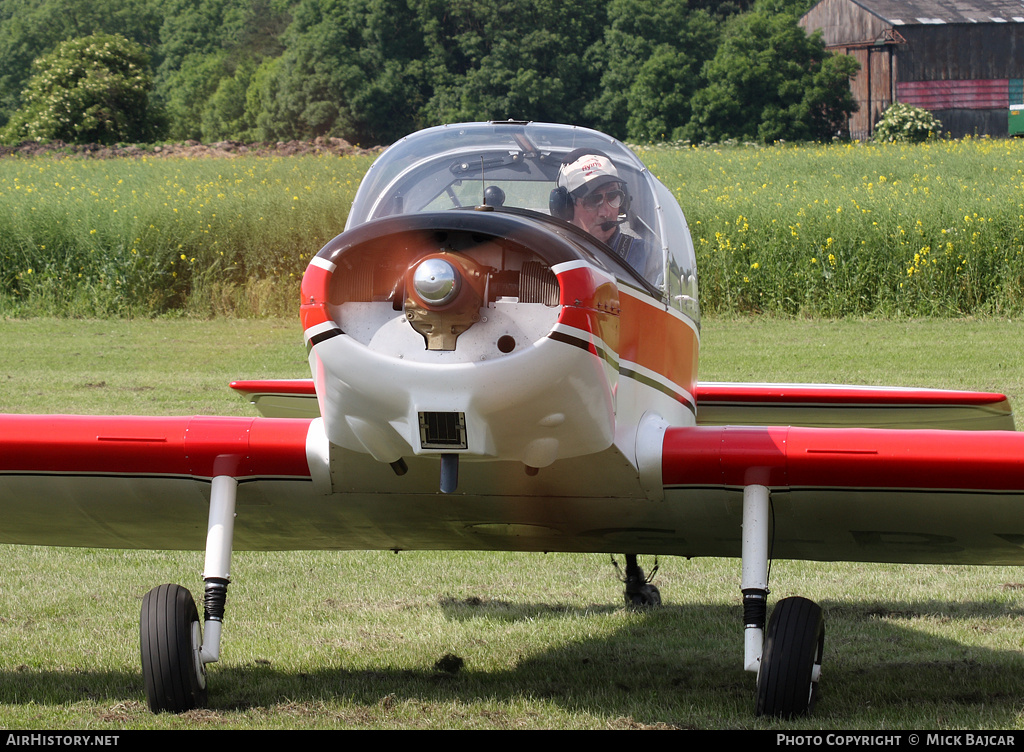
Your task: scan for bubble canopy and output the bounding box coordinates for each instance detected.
[345,121,698,321]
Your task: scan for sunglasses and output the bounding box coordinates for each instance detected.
[578,188,625,210]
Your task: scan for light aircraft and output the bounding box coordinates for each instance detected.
[3,121,1024,720]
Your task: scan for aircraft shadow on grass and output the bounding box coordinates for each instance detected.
[1,596,1023,725]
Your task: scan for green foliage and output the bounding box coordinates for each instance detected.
[246,0,608,146]
[244,0,428,145]
[159,51,230,141]
[0,0,863,147]
[1,32,161,144]
[750,0,816,13]
[153,0,289,140]
[584,0,720,142]
[419,0,605,131]
[201,60,255,141]
[872,102,943,143]
[686,8,859,143]
[0,0,164,130]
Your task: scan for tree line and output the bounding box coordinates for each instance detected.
[0,0,858,147]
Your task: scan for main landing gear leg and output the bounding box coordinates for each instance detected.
[742,484,825,718]
[140,475,237,713]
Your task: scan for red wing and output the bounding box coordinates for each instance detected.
[0,415,313,549]
[663,425,1024,566]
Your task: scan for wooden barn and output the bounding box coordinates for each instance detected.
[800,0,1024,139]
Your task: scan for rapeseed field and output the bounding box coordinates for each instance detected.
[642,136,1024,316]
[2,138,1023,317]
[0,153,373,315]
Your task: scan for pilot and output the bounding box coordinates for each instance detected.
[549,149,658,282]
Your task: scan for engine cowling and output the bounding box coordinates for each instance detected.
[300,211,620,471]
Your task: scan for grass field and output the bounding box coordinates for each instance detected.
[2,316,1024,729]
[3,137,1024,317]
[0,154,373,316]
[640,138,1024,317]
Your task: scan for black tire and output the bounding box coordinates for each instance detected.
[755,596,824,718]
[625,584,662,608]
[140,584,208,713]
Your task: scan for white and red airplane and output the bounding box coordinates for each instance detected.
[2,121,1024,719]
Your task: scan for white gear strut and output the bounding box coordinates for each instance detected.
[200,474,237,665]
[741,484,770,673]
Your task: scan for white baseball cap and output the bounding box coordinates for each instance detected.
[558,153,621,197]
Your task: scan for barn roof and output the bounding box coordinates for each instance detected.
[848,0,1024,24]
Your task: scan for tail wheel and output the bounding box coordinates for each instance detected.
[617,554,662,608]
[140,584,208,713]
[755,596,824,718]
[625,584,662,608]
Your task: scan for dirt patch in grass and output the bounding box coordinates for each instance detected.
[0,137,383,160]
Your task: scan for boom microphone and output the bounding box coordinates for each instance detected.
[599,217,627,231]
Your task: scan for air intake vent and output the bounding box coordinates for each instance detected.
[418,412,468,449]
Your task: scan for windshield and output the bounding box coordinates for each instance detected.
[346,122,698,320]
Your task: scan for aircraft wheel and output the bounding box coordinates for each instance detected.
[755,596,824,718]
[625,583,662,608]
[140,584,208,713]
